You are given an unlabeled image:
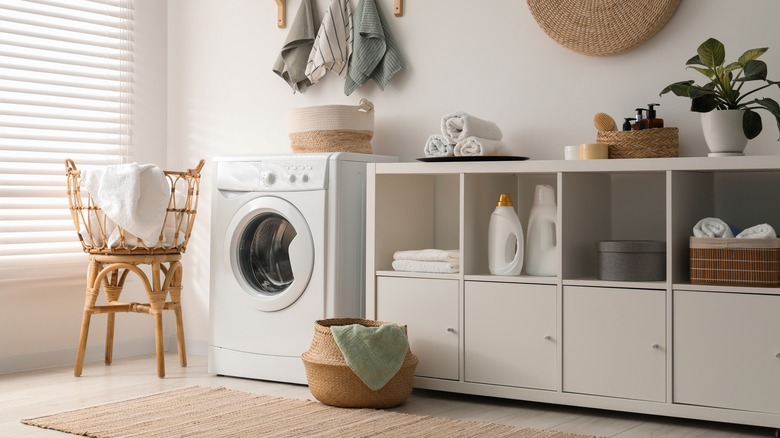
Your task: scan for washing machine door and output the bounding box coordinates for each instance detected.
[226,196,314,312]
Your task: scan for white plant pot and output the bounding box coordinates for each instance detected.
[700,109,749,157]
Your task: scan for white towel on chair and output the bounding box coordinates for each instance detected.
[441,111,503,144]
[392,259,459,274]
[82,163,169,246]
[306,0,352,83]
[737,223,776,239]
[424,134,455,157]
[454,137,505,157]
[693,217,734,238]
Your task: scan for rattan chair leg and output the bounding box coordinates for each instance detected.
[75,260,100,377]
[169,264,187,367]
[150,260,166,378]
[105,313,115,365]
[103,283,122,365]
[153,312,165,378]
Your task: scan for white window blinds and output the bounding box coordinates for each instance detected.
[0,0,133,284]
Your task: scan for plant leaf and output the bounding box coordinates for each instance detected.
[724,62,741,75]
[687,66,714,78]
[660,80,694,96]
[736,60,768,81]
[686,55,704,66]
[688,86,717,99]
[698,38,725,69]
[755,98,780,115]
[743,109,762,139]
[691,95,720,112]
[738,48,768,65]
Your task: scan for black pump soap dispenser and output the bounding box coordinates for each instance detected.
[644,103,664,129]
[623,118,636,131]
[631,108,646,130]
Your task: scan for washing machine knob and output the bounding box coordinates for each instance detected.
[288,174,296,183]
[301,174,309,183]
[263,172,276,185]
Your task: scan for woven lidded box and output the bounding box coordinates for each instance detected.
[689,237,780,287]
[288,99,374,154]
[597,127,679,159]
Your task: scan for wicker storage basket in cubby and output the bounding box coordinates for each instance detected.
[689,237,780,287]
[301,318,418,409]
[597,127,679,159]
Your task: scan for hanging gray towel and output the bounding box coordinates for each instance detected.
[344,0,405,96]
[273,0,319,93]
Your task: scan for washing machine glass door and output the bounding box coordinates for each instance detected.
[227,196,314,311]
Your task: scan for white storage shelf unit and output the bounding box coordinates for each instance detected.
[365,156,780,429]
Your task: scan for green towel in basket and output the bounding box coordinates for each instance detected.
[331,323,409,391]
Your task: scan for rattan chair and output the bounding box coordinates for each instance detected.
[65,159,204,378]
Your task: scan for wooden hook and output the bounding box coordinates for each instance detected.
[275,0,286,28]
[394,0,402,17]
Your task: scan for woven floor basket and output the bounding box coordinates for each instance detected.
[597,127,679,159]
[690,237,780,287]
[302,318,419,409]
[288,99,374,154]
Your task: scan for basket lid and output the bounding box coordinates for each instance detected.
[597,240,666,253]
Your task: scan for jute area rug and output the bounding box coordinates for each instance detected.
[22,386,603,438]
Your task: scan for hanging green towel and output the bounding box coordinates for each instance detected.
[331,323,409,391]
[273,0,319,93]
[344,0,406,96]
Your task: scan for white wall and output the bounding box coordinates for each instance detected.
[5,0,780,373]
[167,0,780,347]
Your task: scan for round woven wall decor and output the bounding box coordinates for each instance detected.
[527,0,681,56]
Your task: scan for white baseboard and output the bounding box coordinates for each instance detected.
[0,336,209,375]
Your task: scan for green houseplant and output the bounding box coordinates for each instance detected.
[660,38,780,143]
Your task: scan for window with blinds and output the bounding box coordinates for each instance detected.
[0,0,133,284]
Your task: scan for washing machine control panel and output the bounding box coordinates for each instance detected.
[217,158,328,192]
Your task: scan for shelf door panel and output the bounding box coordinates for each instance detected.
[674,290,780,414]
[563,286,666,402]
[465,281,556,390]
[376,276,459,380]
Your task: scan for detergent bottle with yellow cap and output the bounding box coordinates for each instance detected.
[488,193,524,276]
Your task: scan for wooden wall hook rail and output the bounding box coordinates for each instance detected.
[275,0,286,28]
[394,0,403,17]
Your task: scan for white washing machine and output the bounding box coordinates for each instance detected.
[209,153,396,384]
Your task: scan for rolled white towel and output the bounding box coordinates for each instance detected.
[424,134,455,158]
[693,217,734,238]
[454,137,505,157]
[393,249,459,263]
[441,111,503,144]
[737,223,776,239]
[392,259,459,274]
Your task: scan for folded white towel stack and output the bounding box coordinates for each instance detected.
[737,223,777,239]
[392,249,460,273]
[441,111,503,145]
[454,136,506,157]
[424,134,455,157]
[693,217,734,238]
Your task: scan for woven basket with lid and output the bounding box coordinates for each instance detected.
[288,99,374,154]
[301,318,418,408]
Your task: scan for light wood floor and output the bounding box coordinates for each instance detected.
[1,353,776,437]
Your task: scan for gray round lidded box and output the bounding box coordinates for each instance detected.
[597,240,666,281]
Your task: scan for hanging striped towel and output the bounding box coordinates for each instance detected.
[344,0,405,96]
[272,0,319,93]
[306,0,353,83]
